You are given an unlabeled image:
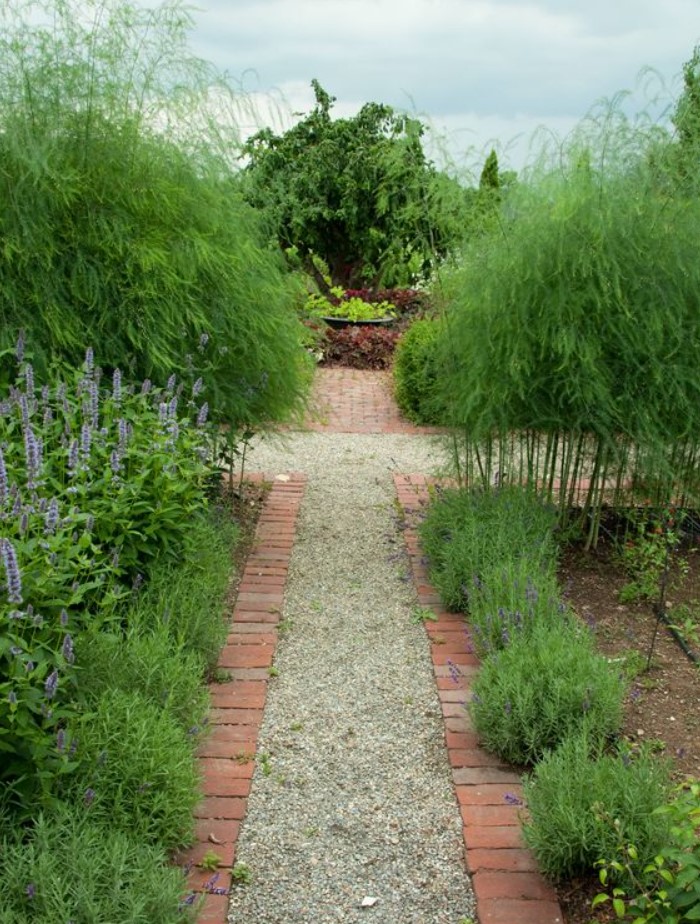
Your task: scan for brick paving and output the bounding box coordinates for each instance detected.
[183,370,563,924]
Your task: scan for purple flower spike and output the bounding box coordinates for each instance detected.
[62,634,74,665]
[0,448,7,508]
[84,347,94,374]
[57,728,66,752]
[1,539,23,604]
[44,669,58,699]
[25,883,36,900]
[80,422,92,459]
[84,787,95,806]
[24,362,35,396]
[67,438,79,477]
[60,608,69,627]
[196,402,209,427]
[15,330,25,363]
[45,497,59,534]
[112,368,122,404]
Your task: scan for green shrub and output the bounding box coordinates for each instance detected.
[470,621,625,765]
[62,689,200,851]
[0,804,193,924]
[77,626,208,733]
[0,352,218,803]
[393,318,444,424]
[593,779,700,923]
[0,1,310,426]
[467,558,571,658]
[522,731,672,882]
[419,485,559,611]
[128,511,238,671]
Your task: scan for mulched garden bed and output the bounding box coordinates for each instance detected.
[556,536,700,924]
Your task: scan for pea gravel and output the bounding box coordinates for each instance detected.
[226,432,476,924]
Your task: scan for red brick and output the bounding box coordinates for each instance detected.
[445,730,480,749]
[210,707,264,726]
[449,748,505,768]
[194,817,241,845]
[194,796,247,820]
[226,631,278,646]
[478,898,563,924]
[466,847,539,873]
[463,824,524,849]
[195,893,232,923]
[455,783,523,805]
[218,647,274,669]
[473,869,557,902]
[232,610,280,624]
[461,804,520,827]
[209,689,266,709]
[174,840,236,871]
[453,767,521,786]
[432,650,480,666]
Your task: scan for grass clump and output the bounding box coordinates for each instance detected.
[0,804,193,924]
[522,731,672,882]
[469,621,626,766]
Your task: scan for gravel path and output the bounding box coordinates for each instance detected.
[226,432,476,924]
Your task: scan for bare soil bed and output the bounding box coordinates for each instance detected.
[556,536,700,924]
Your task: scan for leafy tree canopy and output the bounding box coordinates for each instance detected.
[240,79,468,289]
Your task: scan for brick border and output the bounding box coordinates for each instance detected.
[177,472,306,922]
[394,474,564,924]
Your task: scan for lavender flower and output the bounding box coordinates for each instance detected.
[15,330,25,363]
[110,448,122,474]
[192,377,204,397]
[44,669,58,699]
[25,884,36,901]
[198,332,209,350]
[62,634,74,665]
[158,402,168,424]
[84,347,94,374]
[56,728,66,752]
[167,396,178,419]
[117,418,128,454]
[19,511,29,535]
[43,406,53,427]
[166,374,176,394]
[141,378,152,395]
[88,378,99,428]
[8,690,17,705]
[60,608,68,627]
[84,787,95,806]
[1,539,23,604]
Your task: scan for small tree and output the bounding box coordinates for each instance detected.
[241,80,467,289]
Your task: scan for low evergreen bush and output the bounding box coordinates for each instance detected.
[393,318,444,424]
[419,485,559,611]
[522,731,672,882]
[469,620,626,765]
[0,805,193,924]
[62,688,200,851]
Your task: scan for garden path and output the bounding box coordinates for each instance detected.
[187,368,563,924]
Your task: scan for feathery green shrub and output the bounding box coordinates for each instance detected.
[0,0,310,426]
[62,688,200,851]
[522,731,672,882]
[436,111,700,544]
[0,805,193,924]
[419,485,559,611]
[469,620,626,765]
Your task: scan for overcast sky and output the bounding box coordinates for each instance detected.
[185,0,698,174]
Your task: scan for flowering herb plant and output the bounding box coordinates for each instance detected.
[0,340,215,803]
